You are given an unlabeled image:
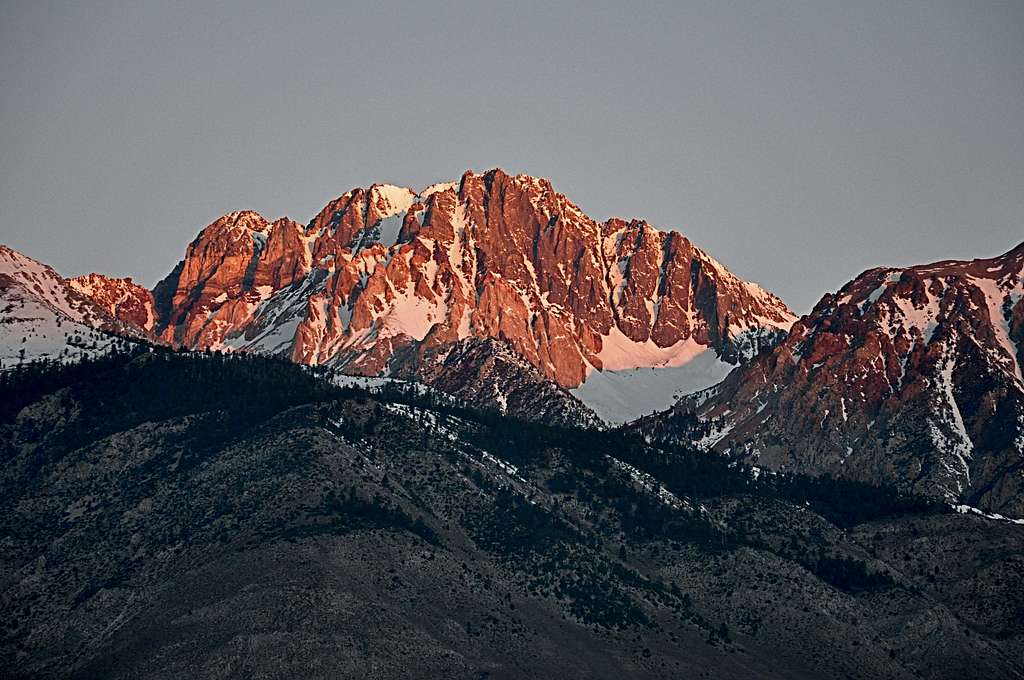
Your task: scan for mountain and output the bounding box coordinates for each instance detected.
[3,350,1022,678]
[5,169,1023,679]
[1,170,794,424]
[0,246,138,367]
[71,168,791,424]
[68,274,157,334]
[638,242,1024,516]
[390,336,604,428]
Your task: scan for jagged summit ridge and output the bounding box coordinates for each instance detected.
[5,169,795,421]
[639,240,1024,514]
[145,169,793,392]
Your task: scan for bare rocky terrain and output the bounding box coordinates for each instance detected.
[635,241,1024,517]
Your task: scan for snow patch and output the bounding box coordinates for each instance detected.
[954,504,1024,525]
[968,275,1023,383]
[572,346,733,425]
[596,328,709,371]
[927,349,974,495]
[420,181,457,199]
[371,184,416,217]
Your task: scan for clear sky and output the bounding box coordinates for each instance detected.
[1,1,1021,313]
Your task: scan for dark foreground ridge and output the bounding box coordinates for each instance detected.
[2,350,1022,679]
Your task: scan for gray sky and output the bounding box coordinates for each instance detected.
[1,1,1021,313]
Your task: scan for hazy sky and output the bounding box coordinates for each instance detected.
[1,1,1021,313]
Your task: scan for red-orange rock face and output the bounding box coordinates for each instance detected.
[69,274,157,333]
[640,242,1024,515]
[130,169,795,389]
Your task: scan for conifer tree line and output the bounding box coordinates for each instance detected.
[1,344,948,540]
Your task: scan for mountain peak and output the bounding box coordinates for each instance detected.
[222,210,271,231]
[133,170,794,422]
[4,171,797,422]
[654,238,1024,515]
[366,183,416,217]
[68,273,157,332]
[0,244,142,365]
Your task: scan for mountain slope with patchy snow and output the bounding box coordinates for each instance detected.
[0,246,137,366]
[636,241,1024,515]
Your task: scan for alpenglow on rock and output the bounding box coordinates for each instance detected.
[13,169,796,422]
[639,242,1024,515]
[148,171,790,408]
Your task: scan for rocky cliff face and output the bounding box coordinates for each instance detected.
[68,274,156,333]
[640,242,1024,515]
[140,169,793,416]
[149,210,311,348]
